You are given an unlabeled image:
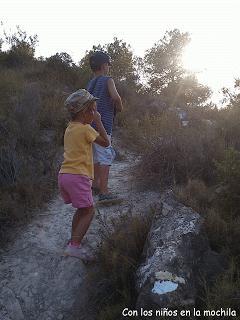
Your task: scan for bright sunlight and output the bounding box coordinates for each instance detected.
[181,2,240,97]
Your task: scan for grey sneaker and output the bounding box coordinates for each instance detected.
[98,193,118,202]
[97,193,124,206]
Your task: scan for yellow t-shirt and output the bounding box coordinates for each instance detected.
[60,122,99,179]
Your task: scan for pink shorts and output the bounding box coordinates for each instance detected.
[58,173,93,208]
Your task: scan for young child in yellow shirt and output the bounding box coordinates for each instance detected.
[58,89,109,261]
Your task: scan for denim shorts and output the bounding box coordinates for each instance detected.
[93,135,116,166]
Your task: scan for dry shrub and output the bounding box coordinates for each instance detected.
[0,149,58,240]
[174,179,213,214]
[85,209,154,320]
[203,259,240,311]
[0,69,24,117]
[217,106,240,150]
[204,209,229,252]
[0,70,65,240]
[118,112,180,154]
[39,94,66,128]
[225,217,240,258]
[215,148,240,218]
[134,121,224,188]
[204,209,240,258]
[192,207,240,313]
[0,37,81,241]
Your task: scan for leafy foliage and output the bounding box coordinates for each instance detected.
[105,38,139,86]
[78,38,139,89]
[144,29,211,107]
[1,26,38,67]
[145,29,190,90]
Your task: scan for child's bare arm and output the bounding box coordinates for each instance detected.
[107,78,123,112]
[94,112,110,147]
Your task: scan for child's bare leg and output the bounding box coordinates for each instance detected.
[93,163,100,189]
[71,206,94,244]
[98,165,110,194]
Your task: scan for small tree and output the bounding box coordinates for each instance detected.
[144,29,190,93]
[105,37,139,87]
[144,29,211,107]
[46,52,75,68]
[2,26,38,67]
[44,52,80,88]
[78,38,139,91]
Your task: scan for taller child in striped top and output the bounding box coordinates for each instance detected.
[87,51,123,202]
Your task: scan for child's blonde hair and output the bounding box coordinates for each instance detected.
[64,89,98,119]
[70,100,95,120]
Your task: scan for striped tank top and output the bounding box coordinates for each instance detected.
[87,75,115,135]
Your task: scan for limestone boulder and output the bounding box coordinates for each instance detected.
[136,191,212,309]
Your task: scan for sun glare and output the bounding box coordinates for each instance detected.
[182,43,204,73]
[182,42,213,93]
[181,27,240,100]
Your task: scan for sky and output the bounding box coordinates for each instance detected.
[1,0,240,104]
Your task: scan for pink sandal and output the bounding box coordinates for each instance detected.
[64,243,96,263]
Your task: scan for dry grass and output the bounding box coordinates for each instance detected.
[84,209,154,320]
[131,116,224,189]
[203,259,240,312]
[174,181,240,313]
[0,49,77,242]
[204,209,229,252]
[174,179,213,214]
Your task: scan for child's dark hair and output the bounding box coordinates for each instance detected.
[89,51,111,72]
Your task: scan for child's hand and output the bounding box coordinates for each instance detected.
[94,111,101,123]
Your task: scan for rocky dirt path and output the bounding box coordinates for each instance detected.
[0,150,161,320]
